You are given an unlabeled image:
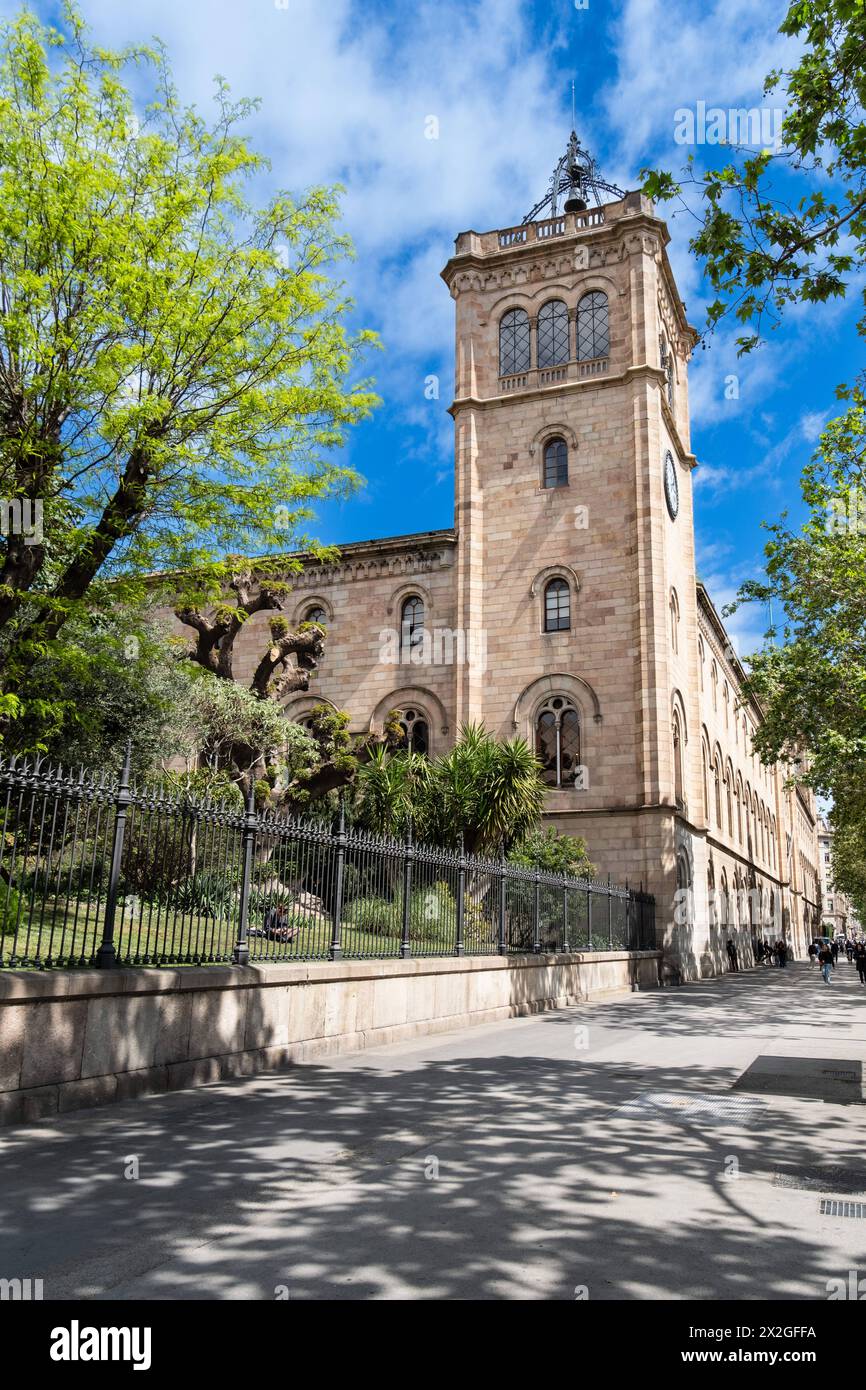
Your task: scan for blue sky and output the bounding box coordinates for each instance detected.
[10,0,861,657]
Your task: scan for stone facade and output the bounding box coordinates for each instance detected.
[166,188,820,974]
[817,815,861,938]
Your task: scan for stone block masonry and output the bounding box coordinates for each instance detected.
[0,951,660,1124]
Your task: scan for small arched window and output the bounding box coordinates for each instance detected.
[713,753,723,826]
[672,710,684,808]
[670,588,679,652]
[304,605,327,627]
[396,707,429,756]
[702,739,710,821]
[543,436,568,489]
[537,299,570,367]
[576,291,609,361]
[661,336,675,409]
[499,307,531,377]
[544,578,570,632]
[726,764,734,836]
[400,595,424,651]
[535,697,581,788]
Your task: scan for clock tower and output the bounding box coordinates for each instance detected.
[441,134,701,937]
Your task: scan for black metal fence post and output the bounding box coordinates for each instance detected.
[455,834,466,956]
[400,822,413,959]
[233,782,258,966]
[533,868,541,953]
[498,853,508,955]
[562,884,570,953]
[607,873,613,950]
[95,742,132,968]
[329,799,346,961]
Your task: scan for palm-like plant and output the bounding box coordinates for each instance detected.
[429,723,545,855]
[352,724,546,854]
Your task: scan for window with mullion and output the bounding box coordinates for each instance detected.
[576,291,609,360]
[499,308,531,376]
[537,299,569,367]
[544,578,570,632]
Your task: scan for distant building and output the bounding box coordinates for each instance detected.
[817,816,861,938]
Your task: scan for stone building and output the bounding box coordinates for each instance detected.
[172,136,821,973]
[817,815,861,939]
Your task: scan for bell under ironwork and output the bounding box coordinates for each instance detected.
[523,130,624,224]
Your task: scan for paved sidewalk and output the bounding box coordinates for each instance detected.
[1,960,865,1300]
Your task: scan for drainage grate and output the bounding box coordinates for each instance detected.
[774,1166,866,1195]
[819,1199,866,1219]
[614,1092,766,1124]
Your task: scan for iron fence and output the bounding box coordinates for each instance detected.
[0,751,656,970]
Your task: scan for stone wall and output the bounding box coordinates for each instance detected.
[0,951,660,1124]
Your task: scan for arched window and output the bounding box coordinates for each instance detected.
[698,636,705,689]
[670,588,680,652]
[537,299,569,367]
[400,595,424,651]
[676,850,693,927]
[303,605,327,627]
[660,334,675,408]
[395,706,429,756]
[499,307,531,376]
[544,577,570,632]
[726,762,734,836]
[702,738,711,821]
[710,662,718,711]
[543,437,568,489]
[713,753,723,826]
[535,697,581,788]
[736,776,744,842]
[672,710,684,808]
[576,291,609,361]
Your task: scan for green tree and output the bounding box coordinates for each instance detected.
[0,4,377,737]
[643,0,866,355]
[508,826,595,879]
[728,388,866,902]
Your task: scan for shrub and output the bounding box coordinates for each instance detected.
[0,885,23,936]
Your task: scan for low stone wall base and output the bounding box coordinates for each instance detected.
[0,950,661,1125]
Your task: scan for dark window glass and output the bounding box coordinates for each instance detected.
[535,710,558,786]
[397,707,429,755]
[576,291,609,361]
[535,698,581,788]
[305,606,327,626]
[544,578,570,632]
[537,299,569,367]
[499,308,531,376]
[543,437,568,488]
[400,595,424,649]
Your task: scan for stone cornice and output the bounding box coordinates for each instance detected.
[292,533,456,590]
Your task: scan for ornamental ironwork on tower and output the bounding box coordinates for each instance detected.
[522,131,625,224]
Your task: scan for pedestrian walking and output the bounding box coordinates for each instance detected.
[777,939,787,968]
[819,944,833,984]
[846,940,854,963]
[808,941,818,968]
[855,942,866,986]
[831,939,839,965]
[726,938,739,972]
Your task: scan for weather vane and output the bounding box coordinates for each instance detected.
[523,119,625,224]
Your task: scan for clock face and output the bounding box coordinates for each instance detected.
[664,451,679,520]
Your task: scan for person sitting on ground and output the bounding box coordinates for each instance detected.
[265,902,297,944]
